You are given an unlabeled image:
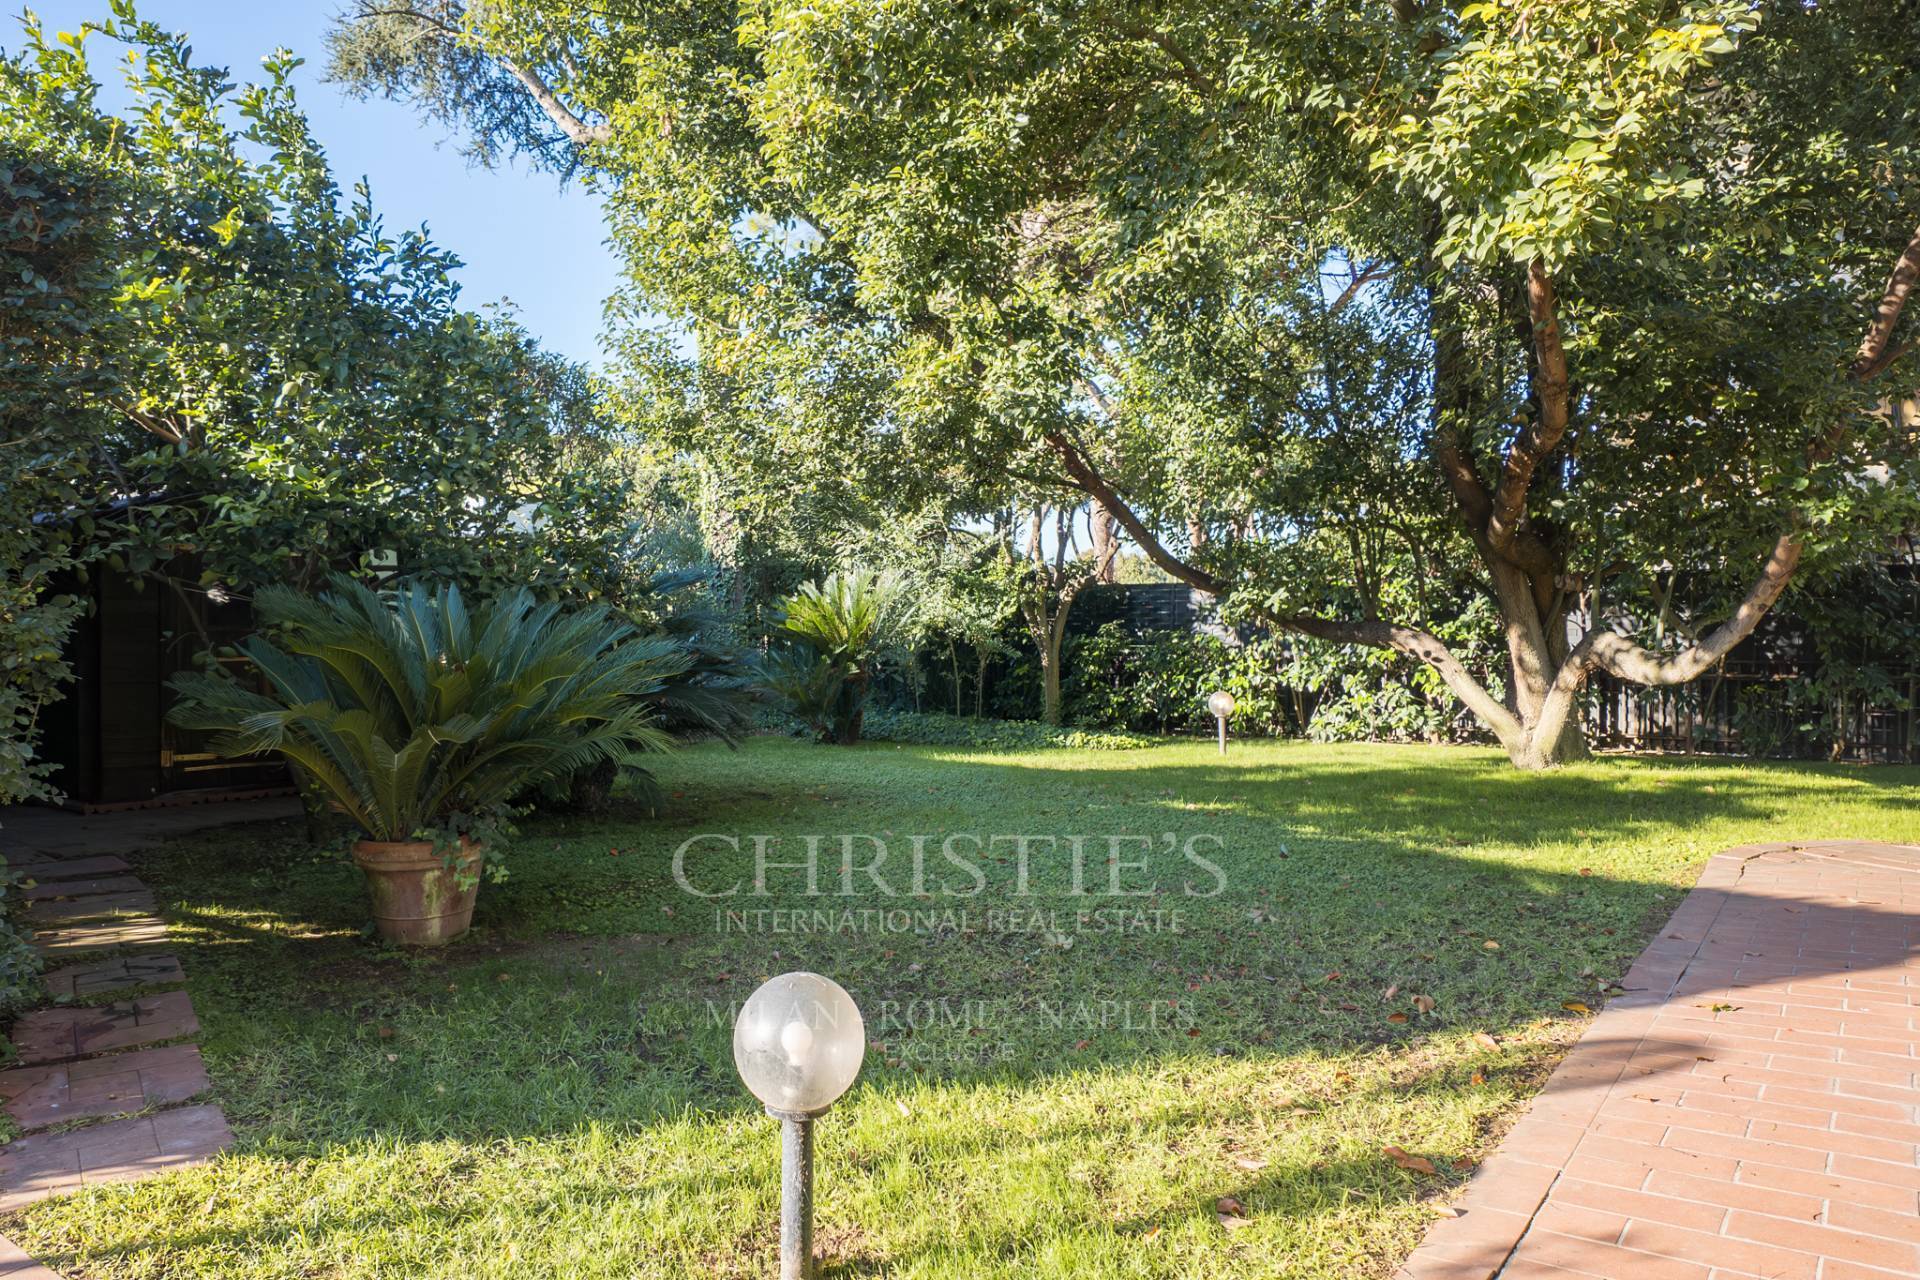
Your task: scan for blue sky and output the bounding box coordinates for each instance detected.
[16,1,619,367]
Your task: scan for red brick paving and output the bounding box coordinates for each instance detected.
[11,991,200,1065]
[1396,841,1920,1280]
[18,876,145,901]
[30,915,171,956]
[38,954,186,1000]
[0,1104,234,1210]
[24,891,157,924]
[0,809,282,1275]
[8,855,133,880]
[0,1236,62,1280]
[0,1045,211,1130]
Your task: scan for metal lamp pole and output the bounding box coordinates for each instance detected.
[1208,690,1236,755]
[772,1108,817,1280]
[733,973,867,1280]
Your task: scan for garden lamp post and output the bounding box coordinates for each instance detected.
[733,972,866,1280]
[1208,690,1236,755]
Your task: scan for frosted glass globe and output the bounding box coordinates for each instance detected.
[1208,690,1236,718]
[733,972,866,1115]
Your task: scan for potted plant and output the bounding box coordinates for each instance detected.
[169,576,687,944]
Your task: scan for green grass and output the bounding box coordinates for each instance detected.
[7,738,1916,1278]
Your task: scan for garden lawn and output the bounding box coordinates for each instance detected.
[7,737,1917,1279]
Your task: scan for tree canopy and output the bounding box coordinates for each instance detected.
[1,4,664,800]
[331,0,1919,768]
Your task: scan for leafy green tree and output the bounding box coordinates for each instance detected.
[4,6,675,795]
[333,0,1920,768]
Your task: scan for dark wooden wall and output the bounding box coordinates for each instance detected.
[40,563,287,808]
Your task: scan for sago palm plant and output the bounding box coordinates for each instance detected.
[168,576,689,843]
[767,570,900,744]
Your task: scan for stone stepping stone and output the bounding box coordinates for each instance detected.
[8,855,134,880]
[11,992,199,1065]
[32,916,170,957]
[40,955,186,1000]
[0,1234,64,1279]
[20,876,146,901]
[25,892,158,926]
[0,1103,232,1210]
[0,1045,210,1131]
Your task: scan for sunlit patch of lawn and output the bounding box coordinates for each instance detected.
[7,737,1915,1277]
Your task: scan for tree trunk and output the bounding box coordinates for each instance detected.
[1090,503,1120,583]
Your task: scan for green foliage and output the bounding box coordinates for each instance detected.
[860,708,1154,752]
[3,7,677,801]
[0,860,44,1041]
[338,0,1920,768]
[764,570,902,744]
[166,578,686,847]
[618,569,759,745]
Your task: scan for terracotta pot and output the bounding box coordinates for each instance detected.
[350,837,483,945]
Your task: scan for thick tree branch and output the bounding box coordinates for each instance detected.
[1043,430,1220,594]
[1488,259,1569,554]
[1326,261,1390,317]
[1545,217,1918,700]
[1121,26,1217,96]
[1041,428,1523,747]
[496,56,611,145]
[1852,221,1920,381]
[1577,533,1801,686]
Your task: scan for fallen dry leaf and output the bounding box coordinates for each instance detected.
[1216,1196,1246,1216]
[1383,1145,1438,1175]
[1470,1070,1486,1086]
[1431,1205,1462,1218]
[1412,994,1436,1014]
[1383,983,1400,1001]
[1232,1156,1269,1172]
[1217,1211,1254,1231]
[1562,1001,1590,1013]
[1472,1032,1500,1051]
[1386,1012,1408,1024]
[1482,940,1501,951]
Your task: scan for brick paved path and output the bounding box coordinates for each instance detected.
[1397,841,1920,1280]
[0,803,291,1278]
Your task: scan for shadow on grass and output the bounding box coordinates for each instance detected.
[11,742,1916,1274]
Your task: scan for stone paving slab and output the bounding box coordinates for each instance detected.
[31,917,171,957]
[8,856,134,881]
[1395,841,1920,1280]
[0,1236,64,1279]
[24,892,157,926]
[11,992,199,1066]
[0,1104,232,1210]
[39,954,187,1001]
[0,1045,210,1130]
[19,876,146,902]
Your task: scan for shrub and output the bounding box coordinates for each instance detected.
[862,709,1155,751]
[167,577,688,849]
[764,571,901,744]
[1062,625,1311,737]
